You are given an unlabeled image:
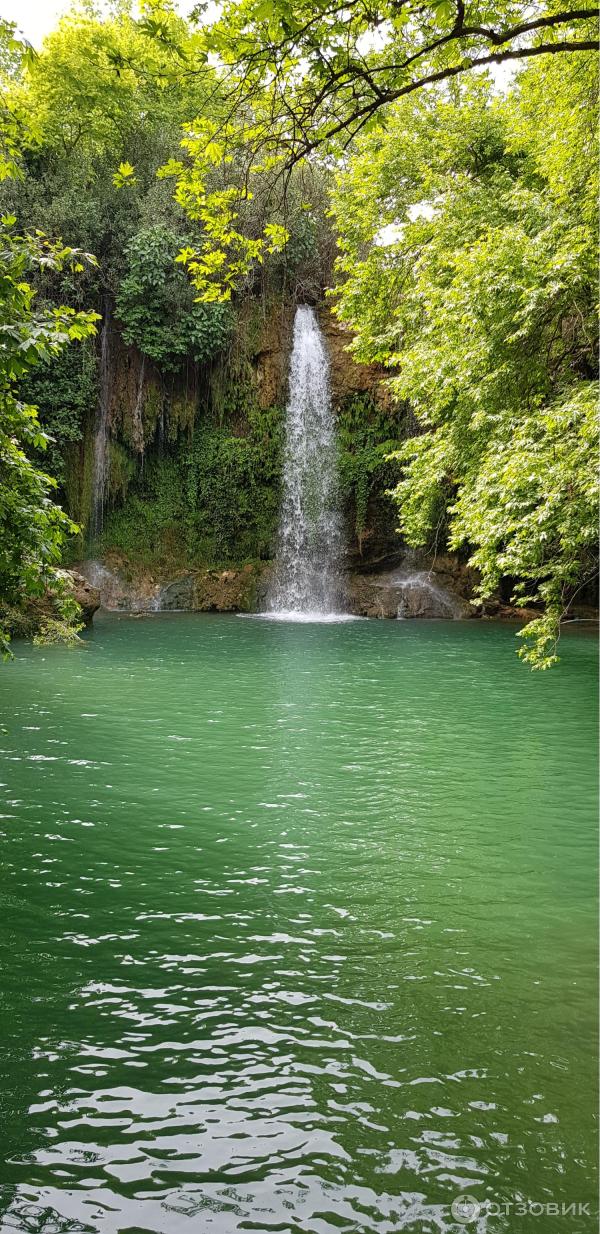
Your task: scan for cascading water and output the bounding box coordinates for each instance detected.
[90,300,112,538]
[132,354,146,456]
[266,306,346,620]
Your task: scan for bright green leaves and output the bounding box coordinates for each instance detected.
[331,57,599,666]
[4,3,217,189]
[157,158,184,180]
[159,120,289,301]
[112,161,136,187]
[450,384,599,668]
[264,223,288,253]
[182,0,598,192]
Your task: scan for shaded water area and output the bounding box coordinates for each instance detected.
[0,614,597,1233]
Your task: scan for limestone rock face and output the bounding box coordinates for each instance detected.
[248,304,391,410]
[75,558,263,615]
[349,567,474,620]
[317,312,392,408]
[252,307,293,409]
[162,566,259,613]
[74,560,161,612]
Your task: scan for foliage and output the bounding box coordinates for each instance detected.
[7,4,210,172]
[337,395,405,551]
[160,129,289,302]
[19,340,98,483]
[331,57,598,664]
[99,397,284,566]
[0,19,36,180]
[118,0,598,300]
[116,225,233,368]
[0,2,225,297]
[33,615,85,646]
[0,218,99,655]
[197,0,597,160]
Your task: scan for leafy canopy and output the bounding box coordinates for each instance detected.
[0,218,99,654]
[116,225,234,368]
[137,0,598,299]
[330,55,598,666]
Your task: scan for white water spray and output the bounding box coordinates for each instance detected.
[266,307,347,620]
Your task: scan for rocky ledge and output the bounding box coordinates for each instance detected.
[75,558,262,614]
[61,570,101,625]
[61,554,598,627]
[349,566,473,619]
[76,554,477,620]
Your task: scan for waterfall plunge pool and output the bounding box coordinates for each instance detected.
[0,611,597,1233]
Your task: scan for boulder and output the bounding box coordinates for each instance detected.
[348,567,473,619]
[65,570,101,625]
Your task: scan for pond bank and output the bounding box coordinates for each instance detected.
[74,552,598,626]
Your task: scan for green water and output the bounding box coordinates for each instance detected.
[0,614,597,1234]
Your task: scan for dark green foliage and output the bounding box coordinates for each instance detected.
[337,395,406,550]
[99,400,283,567]
[116,226,234,369]
[20,340,97,485]
[0,221,98,654]
[99,386,408,569]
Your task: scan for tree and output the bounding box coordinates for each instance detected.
[195,0,597,159]
[0,219,99,655]
[124,0,596,299]
[1,2,219,279]
[115,225,233,369]
[329,55,598,665]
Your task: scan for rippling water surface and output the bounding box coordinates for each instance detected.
[0,614,597,1233]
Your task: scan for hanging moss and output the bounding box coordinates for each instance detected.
[108,440,137,503]
[336,394,409,552]
[168,387,197,442]
[99,397,284,568]
[142,380,163,444]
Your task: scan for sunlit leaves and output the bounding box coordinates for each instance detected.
[112,161,136,188]
[331,57,598,666]
[159,123,289,300]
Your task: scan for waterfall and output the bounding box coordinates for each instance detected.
[132,354,146,456]
[90,300,112,538]
[267,306,346,619]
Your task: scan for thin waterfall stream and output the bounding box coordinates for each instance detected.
[90,299,112,539]
[266,305,348,620]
